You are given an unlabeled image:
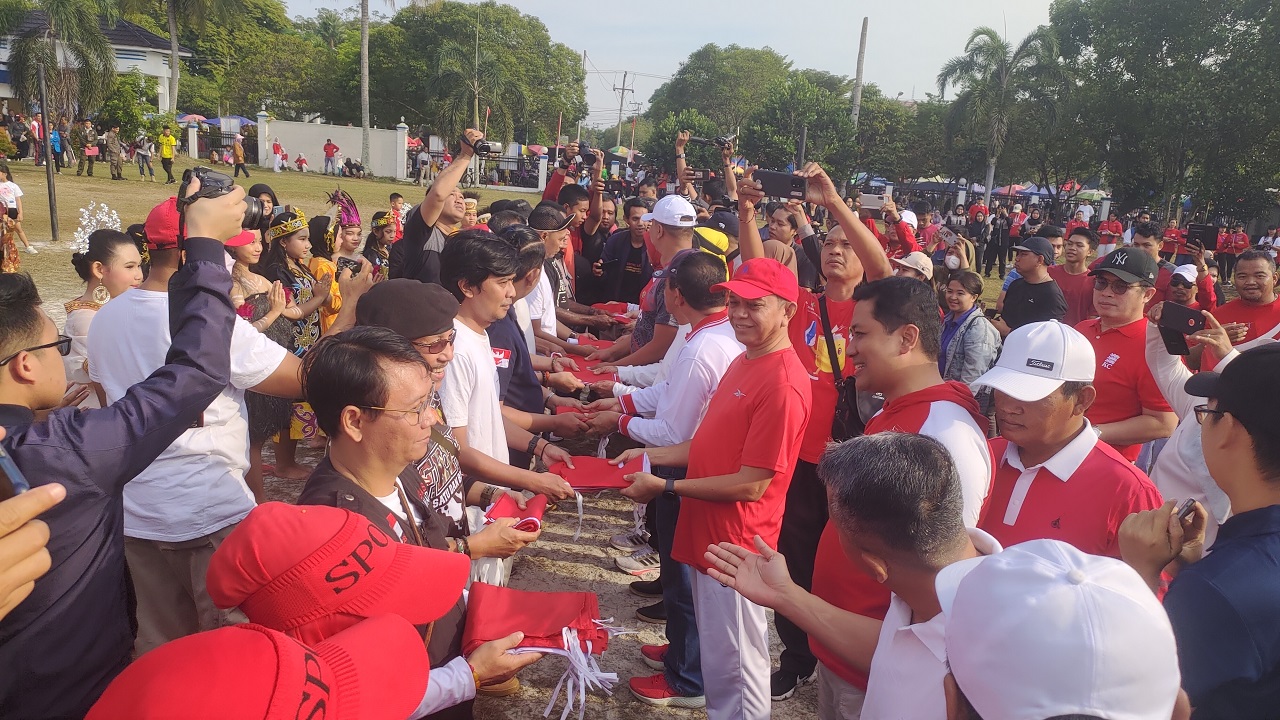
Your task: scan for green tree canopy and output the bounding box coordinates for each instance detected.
[646,44,792,133]
[640,109,719,171]
[741,74,857,180]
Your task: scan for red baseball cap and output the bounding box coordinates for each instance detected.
[144,196,180,251]
[85,614,429,720]
[712,257,799,303]
[206,503,468,637]
[226,229,257,247]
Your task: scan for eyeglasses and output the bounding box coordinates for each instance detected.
[1193,404,1226,425]
[412,330,456,355]
[360,396,437,427]
[1168,277,1195,289]
[0,335,72,366]
[1093,277,1140,294]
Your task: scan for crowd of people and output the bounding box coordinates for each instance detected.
[0,123,1277,720]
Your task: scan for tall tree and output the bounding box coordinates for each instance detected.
[741,74,859,181]
[0,0,118,117]
[428,41,525,140]
[937,25,1061,207]
[646,44,793,133]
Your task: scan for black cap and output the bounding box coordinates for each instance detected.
[1184,344,1280,436]
[1013,237,1055,266]
[701,210,740,238]
[528,204,571,232]
[1089,247,1158,286]
[652,249,697,281]
[356,280,459,338]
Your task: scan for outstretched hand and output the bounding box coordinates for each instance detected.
[704,535,796,611]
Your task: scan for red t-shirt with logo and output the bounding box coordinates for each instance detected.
[671,348,812,573]
[1075,317,1174,461]
[788,289,855,463]
[1097,220,1124,240]
[981,436,1163,558]
[1065,219,1089,237]
[1202,297,1280,371]
[1047,265,1097,326]
[1162,227,1185,254]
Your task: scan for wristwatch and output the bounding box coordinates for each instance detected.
[665,477,676,496]
[675,153,686,159]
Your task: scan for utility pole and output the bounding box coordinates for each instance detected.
[574,50,586,143]
[614,71,633,148]
[627,100,642,160]
[850,17,869,130]
[38,63,57,242]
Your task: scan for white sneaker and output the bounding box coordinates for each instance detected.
[615,546,661,576]
[609,530,650,552]
[25,246,37,254]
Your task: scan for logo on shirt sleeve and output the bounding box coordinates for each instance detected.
[491,347,512,369]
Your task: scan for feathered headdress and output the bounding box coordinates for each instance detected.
[69,201,122,255]
[328,188,360,228]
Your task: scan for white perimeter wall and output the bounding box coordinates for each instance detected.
[256,118,408,180]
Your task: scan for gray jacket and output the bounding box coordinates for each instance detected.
[942,309,1002,412]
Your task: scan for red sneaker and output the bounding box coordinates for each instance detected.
[640,643,668,670]
[629,673,706,708]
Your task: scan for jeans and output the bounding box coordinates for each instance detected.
[324,157,337,175]
[137,154,154,177]
[775,460,828,677]
[653,469,702,696]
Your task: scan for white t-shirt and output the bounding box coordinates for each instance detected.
[512,297,536,356]
[0,181,23,209]
[374,480,421,540]
[439,318,509,464]
[524,272,558,337]
[88,288,289,541]
[1077,204,1095,223]
[861,528,1002,720]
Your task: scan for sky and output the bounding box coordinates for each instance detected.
[284,0,1054,130]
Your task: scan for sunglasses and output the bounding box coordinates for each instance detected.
[412,330,456,355]
[1168,277,1195,289]
[0,335,72,366]
[1093,277,1140,294]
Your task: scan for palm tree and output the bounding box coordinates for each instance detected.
[360,0,369,167]
[116,0,238,113]
[428,41,525,141]
[0,0,117,118]
[937,25,1061,207]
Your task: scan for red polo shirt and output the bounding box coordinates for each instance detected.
[1065,219,1088,237]
[1075,317,1174,461]
[1097,220,1124,241]
[1202,297,1280,371]
[788,288,855,463]
[1162,227,1185,254]
[968,203,988,222]
[671,347,811,573]
[1047,265,1096,325]
[980,427,1163,558]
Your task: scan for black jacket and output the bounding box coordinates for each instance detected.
[0,238,234,719]
[389,204,447,285]
[297,457,472,720]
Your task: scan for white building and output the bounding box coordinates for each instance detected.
[0,12,190,113]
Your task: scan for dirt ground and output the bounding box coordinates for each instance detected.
[258,440,821,720]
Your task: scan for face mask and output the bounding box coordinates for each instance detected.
[945,255,962,270]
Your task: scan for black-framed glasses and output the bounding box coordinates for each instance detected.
[1168,277,1195,289]
[0,335,72,366]
[412,330,456,355]
[359,396,436,427]
[1093,277,1140,294]
[1193,404,1226,425]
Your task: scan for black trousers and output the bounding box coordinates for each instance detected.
[983,236,1008,277]
[775,459,829,676]
[234,163,250,177]
[161,157,174,182]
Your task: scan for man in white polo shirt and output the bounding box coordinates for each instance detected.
[936,539,1187,720]
[972,321,1164,558]
[702,432,1002,720]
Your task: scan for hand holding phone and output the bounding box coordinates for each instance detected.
[753,169,806,200]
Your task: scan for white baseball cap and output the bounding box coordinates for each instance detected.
[1172,264,1198,284]
[890,251,934,280]
[898,209,918,229]
[641,195,698,228]
[971,321,1095,401]
[936,539,1181,720]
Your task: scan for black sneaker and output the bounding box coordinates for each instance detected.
[770,668,818,701]
[630,578,663,599]
[636,600,666,624]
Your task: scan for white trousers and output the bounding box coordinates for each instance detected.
[1097,242,1117,257]
[817,663,866,720]
[692,570,771,719]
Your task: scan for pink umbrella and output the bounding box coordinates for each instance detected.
[994,183,1025,196]
[526,144,548,156]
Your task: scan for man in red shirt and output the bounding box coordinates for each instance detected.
[1097,212,1124,256]
[1204,250,1280,372]
[1101,222,1216,311]
[972,321,1164,556]
[1167,264,1211,311]
[861,198,919,258]
[967,199,989,222]
[1049,227,1098,325]
[1064,210,1089,238]
[809,276,994,710]
[737,163,893,700]
[1079,249,1177,464]
[1161,219,1184,262]
[620,258,812,718]
[322,138,339,176]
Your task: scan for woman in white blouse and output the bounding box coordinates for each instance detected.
[64,229,143,407]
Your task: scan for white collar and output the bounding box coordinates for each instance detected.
[1001,421,1099,482]
[894,528,1003,662]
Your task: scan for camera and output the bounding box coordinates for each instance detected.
[465,136,503,156]
[177,166,264,231]
[576,140,597,167]
[688,134,736,150]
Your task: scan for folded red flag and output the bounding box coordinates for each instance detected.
[591,302,629,314]
[609,314,632,324]
[483,493,549,532]
[462,583,608,655]
[570,368,618,384]
[547,455,648,491]
[554,406,588,417]
[573,337,610,350]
